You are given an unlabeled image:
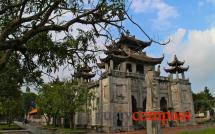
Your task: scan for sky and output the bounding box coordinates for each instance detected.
[126,0,215,94]
[40,0,215,95]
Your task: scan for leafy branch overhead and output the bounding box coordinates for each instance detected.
[0,0,168,85]
[0,0,124,50]
[0,0,126,76]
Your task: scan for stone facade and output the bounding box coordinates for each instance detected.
[74,35,195,132]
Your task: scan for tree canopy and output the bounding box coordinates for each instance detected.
[193,86,215,114]
[36,80,95,128]
[0,1,121,88]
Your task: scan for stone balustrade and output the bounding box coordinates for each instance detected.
[110,70,145,79]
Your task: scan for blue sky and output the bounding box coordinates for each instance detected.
[124,0,215,94]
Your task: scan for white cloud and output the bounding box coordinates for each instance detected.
[164,27,215,83]
[164,28,186,54]
[131,0,178,29]
[131,0,151,13]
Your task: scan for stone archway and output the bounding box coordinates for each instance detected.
[117,113,123,127]
[160,97,167,112]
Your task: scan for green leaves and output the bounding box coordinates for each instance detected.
[36,79,95,126]
[22,92,37,114]
[193,87,215,113]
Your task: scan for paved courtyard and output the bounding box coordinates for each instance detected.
[1,122,214,134]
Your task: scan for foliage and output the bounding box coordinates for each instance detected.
[0,52,39,124]
[0,98,22,126]
[36,81,62,125]
[0,123,23,130]
[193,87,215,113]
[43,125,86,133]
[0,59,24,126]
[21,92,37,117]
[36,79,95,128]
[0,0,126,76]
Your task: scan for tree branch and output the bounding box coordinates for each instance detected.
[124,11,170,45]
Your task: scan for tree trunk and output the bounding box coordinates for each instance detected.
[69,113,75,129]
[53,115,58,127]
[52,115,56,126]
[45,115,51,126]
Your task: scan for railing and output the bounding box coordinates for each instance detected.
[158,76,169,81]
[110,70,145,79]
[169,78,189,84]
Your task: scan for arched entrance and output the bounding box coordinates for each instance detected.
[160,97,168,120]
[117,113,123,127]
[160,97,167,112]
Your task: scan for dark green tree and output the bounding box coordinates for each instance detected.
[36,82,62,126]
[21,92,37,118]
[193,87,214,113]
[0,98,22,127]
[36,80,95,128]
[60,80,95,128]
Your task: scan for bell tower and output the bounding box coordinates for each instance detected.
[164,55,195,125]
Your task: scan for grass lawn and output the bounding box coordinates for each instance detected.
[180,128,215,134]
[43,125,86,133]
[0,123,23,130]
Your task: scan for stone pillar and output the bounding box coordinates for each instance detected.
[121,62,126,72]
[132,63,136,73]
[105,63,109,71]
[110,60,113,70]
[99,79,103,130]
[168,73,173,80]
[145,70,161,134]
[188,86,196,125]
[182,72,185,79]
[176,71,179,80]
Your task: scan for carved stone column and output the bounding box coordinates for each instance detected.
[176,71,179,80]
[145,70,161,134]
[121,62,126,72]
[110,60,113,70]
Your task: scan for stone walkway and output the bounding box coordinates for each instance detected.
[14,121,40,134]
[9,122,215,134]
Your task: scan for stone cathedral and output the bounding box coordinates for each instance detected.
[74,34,195,132]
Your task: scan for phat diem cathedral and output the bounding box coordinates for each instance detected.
[74,34,195,132]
